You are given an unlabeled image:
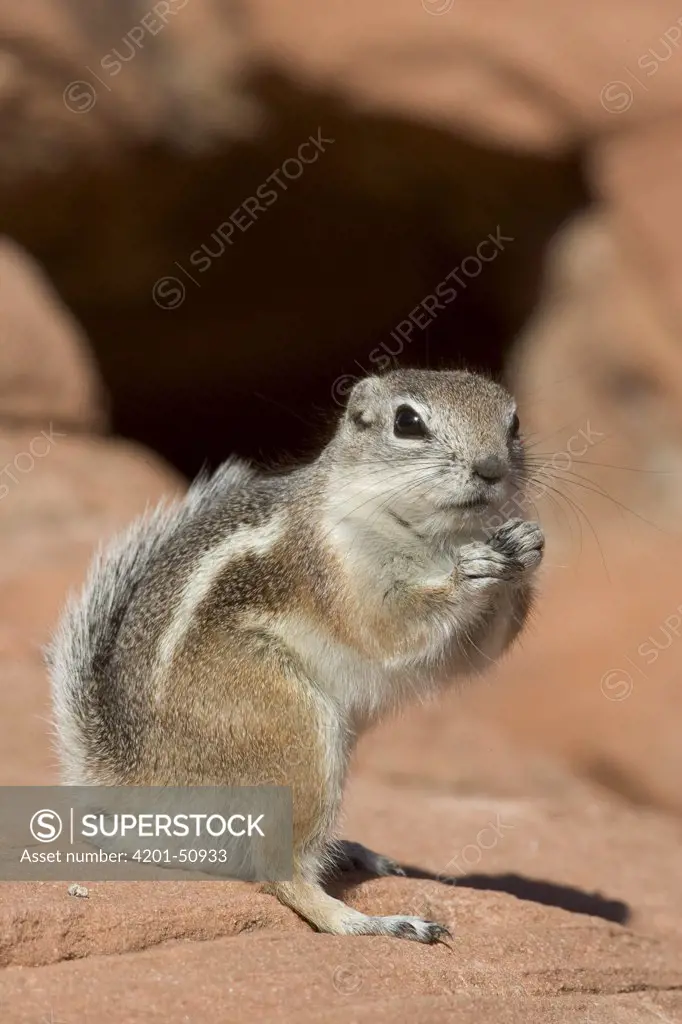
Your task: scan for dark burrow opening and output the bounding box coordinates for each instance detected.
[6,89,588,479]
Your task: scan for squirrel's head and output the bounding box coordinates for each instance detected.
[330,369,527,540]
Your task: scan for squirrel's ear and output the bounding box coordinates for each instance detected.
[345,377,381,428]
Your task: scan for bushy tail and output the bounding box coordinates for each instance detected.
[46,458,253,783]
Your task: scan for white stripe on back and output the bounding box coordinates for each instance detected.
[156,513,285,671]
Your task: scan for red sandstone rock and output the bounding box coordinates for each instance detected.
[246,0,682,152]
[0,239,105,430]
[0,777,680,1021]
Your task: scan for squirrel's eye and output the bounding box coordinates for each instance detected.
[510,412,520,438]
[394,405,428,439]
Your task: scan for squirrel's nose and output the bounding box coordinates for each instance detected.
[471,454,507,484]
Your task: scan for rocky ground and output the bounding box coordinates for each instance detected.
[2,774,682,1023]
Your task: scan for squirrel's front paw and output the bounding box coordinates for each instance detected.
[457,520,544,588]
[456,542,519,586]
[489,518,544,574]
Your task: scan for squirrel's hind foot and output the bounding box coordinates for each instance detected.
[267,876,451,944]
[347,914,451,944]
[331,840,406,878]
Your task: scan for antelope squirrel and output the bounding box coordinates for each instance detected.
[48,368,543,944]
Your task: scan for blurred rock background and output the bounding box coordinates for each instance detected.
[1,2,682,1021]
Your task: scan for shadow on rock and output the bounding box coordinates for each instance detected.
[401,867,631,924]
[330,865,630,925]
